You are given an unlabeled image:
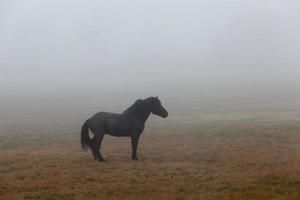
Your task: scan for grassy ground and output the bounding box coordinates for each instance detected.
[1,112,300,200]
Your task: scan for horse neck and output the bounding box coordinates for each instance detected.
[140,110,151,122]
[125,105,151,122]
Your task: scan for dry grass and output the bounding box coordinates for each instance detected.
[1,119,300,200]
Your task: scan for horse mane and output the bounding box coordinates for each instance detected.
[123,98,151,117]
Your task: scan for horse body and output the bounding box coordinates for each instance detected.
[81,97,168,161]
[89,112,146,137]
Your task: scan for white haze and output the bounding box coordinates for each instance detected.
[0,0,300,114]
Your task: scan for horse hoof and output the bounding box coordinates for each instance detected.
[132,157,138,160]
[98,158,105,162]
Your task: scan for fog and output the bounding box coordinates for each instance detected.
[0,0,300,115]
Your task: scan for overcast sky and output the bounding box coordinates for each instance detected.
[0,0,300,107]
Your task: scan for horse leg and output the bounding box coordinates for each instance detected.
[91,137,99,160]
[93,133,105,161]
[131,134,140,160]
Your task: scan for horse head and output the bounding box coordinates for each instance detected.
[148,96,168,118]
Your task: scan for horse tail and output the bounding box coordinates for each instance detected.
[81,120,92,151]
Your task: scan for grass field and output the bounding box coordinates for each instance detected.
[1,111,300,200]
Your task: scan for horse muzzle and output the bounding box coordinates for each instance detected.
[162,111,168,118]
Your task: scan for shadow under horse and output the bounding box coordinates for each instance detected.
[81,96,168,161]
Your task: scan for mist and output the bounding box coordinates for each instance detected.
[1,0,300,115]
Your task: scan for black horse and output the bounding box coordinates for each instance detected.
[81,96,168,161]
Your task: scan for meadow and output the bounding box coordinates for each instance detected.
[1,107,300,200]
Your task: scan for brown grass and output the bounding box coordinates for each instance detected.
[1,120,300,200]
